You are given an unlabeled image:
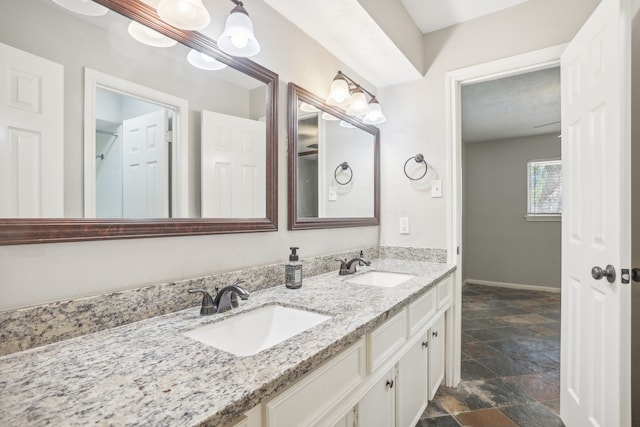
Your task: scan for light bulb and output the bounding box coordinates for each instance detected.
[218,5,260,57]
[231,36,249,49]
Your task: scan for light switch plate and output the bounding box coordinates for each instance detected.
[431,180,442,198]
[328,186,337,201]
[399,217,410,234]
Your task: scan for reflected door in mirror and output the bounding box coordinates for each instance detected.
[201,111,266,218]
[0,42,64,218]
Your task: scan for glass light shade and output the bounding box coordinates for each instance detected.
[363,98,386,125]
[346,88,371,116]
[339,120,356,128]
[326,75,351,106]
[128,22,178,47]
[187,49,227,70]
[218,6,261,57]
[321,112,340,121]
[299,102,319,113]
[157,0,210,31]
[52,0,108,16]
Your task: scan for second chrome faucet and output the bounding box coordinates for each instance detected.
[336,256,371,275]
[188,279,250,315]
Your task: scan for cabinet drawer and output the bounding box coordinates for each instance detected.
[265,338,365,427]
[437,276,452,309]
[368,310,406,373]
[407,288,437,336]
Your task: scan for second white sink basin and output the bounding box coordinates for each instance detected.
[346,271,414,288]
[183,304,331,356]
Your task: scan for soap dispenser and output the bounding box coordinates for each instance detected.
[285,247,302,289]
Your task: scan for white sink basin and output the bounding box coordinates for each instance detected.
[346,271,414,288]
[183,305,331,356]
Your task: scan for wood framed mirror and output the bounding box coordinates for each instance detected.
[288,83,379,230]
[0,0,278,245]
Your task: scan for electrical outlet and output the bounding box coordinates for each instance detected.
[399,217,410,234]
[431,180,442,198]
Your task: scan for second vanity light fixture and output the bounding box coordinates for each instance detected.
[326,71,386,125]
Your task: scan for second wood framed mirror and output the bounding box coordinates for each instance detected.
[288,83,380,230]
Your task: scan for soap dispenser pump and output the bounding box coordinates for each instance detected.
[285,247,302,289]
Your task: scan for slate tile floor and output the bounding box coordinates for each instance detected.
[416,284,563,427]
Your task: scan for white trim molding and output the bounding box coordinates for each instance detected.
[464,278,561,293]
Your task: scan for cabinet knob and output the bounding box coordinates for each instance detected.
[432,331,438,338]
[385,379,394,389]
[422,341,428,348]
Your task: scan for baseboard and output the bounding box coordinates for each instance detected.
[464,279,561,293]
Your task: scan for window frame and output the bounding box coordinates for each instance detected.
[526,157,562,222]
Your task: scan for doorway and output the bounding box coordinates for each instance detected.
[83,67,189,218]
[461,67,562,292]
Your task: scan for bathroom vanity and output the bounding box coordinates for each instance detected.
[0,260,455,427]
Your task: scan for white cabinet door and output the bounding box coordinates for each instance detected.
[357,368,395,427]
[397,335,428,427]
[330,406,355,427]
[428,313,446,400]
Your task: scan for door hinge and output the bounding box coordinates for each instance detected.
[632,268,640,283]
[165,130,173,143]
[457,246,460,255]
[352,405,358,427]
[621,269,630,284]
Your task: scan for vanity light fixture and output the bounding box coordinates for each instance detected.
[187,49,228,70]
[326,71,386,124]
[128,21,178,47]
[218,0,261,58]
[51,0,108,16]
[157,0,211,31]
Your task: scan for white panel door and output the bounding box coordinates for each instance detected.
[397,335,428,427]
[122,110,168,218]
[201,111,266,218]
[428,314,446,400]
[357,368,395,427]
[560,0,632,426]
[0,42,63,217]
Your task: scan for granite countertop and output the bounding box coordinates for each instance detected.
[0,259,455,426]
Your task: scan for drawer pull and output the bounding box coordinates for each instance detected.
[432,331,438,338]
[422,341,428,348]
[386,379,394,389]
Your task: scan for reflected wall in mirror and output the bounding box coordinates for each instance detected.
[288,83,379,230]
[0,0,277,244]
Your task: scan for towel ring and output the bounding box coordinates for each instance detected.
[334,162,353,185]
[404,154,428,181]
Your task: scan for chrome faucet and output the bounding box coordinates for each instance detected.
[188,279,250,315]
[336,257,372,275]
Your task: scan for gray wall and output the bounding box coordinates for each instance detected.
[463,133,561,288]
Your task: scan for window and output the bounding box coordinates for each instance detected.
[527,159,562,219]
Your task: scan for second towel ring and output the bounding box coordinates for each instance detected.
[404,154,428,181]
[334,162,353,185]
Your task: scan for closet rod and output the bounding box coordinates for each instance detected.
[96,129,119,137]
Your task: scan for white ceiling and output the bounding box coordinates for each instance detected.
[401,0,529,34]
[261,0,423,88]
[461,67,561,143]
